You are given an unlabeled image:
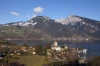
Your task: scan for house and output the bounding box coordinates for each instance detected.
[32,52,36,54]
[51,41,61,51]
[32,47,36,55]
[64,43,68,49]
[21,46,27,52]
[47,41,82,61]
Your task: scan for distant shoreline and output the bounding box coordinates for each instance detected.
[5,37,100,41]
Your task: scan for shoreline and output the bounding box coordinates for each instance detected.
[5,38,100,41]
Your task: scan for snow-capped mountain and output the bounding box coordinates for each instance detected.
[56,15,100,27]
[0,15,100,39]
[56,15,83,25]
[56,15,100,33]
[0,16,51,26]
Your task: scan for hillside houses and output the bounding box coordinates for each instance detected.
[47,41,87,63]
[0,44,36,59]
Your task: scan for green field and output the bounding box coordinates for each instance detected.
[0,26,53,40]
[9,55,48,66]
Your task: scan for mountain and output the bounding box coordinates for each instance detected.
[56,15,83,25]
[30,16,67,37]
[0,16,67,40]
[0,15,100,40]
[56,15,100,25]
[56,15,100,39]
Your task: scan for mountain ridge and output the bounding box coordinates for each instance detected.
[56,15,100,25]
[0,15,100,40]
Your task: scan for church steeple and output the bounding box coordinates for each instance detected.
[64,43,68,49]
[64,43,66,47]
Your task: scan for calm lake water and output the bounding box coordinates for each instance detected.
[8,40,100,58]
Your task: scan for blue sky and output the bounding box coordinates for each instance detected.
[0,0,100,24]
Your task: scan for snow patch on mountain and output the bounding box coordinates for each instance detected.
[0,16,50,26]
[1,21,37,26]
[56,15,83,25]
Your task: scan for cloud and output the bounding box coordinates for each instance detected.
[11,12,20,16]
[33,7,44,13]
[27,14,30,18]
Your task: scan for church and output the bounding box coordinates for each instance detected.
[51,40,61,50]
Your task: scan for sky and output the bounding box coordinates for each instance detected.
[0,0,100,24]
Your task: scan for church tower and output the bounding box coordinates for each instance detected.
[53,40,58,46]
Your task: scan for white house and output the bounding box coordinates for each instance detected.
[51,41,61,50]
[64,43,68,49]
[32,52,36,54]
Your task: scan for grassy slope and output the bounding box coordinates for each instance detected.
[9,55,48,66]
[0,26,23,37]
[0,26,37,37]
[0,26,53,40]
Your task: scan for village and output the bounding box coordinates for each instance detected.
[0,43,36,59]
[0,39,88,66]
[47,41,87,63]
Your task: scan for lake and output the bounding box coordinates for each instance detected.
[8,40,100,58]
